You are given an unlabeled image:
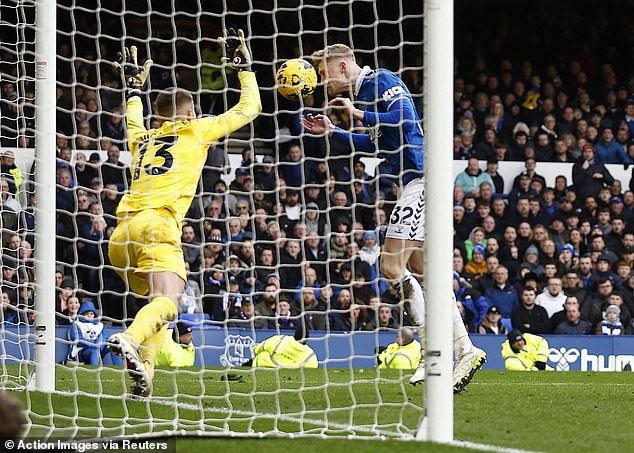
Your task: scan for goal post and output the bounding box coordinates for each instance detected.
[34,0,57,393]
[423,0,455,443]
[2,0,456,443]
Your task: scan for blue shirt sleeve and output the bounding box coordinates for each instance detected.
[331,126,375,152]
[362,96,416,127]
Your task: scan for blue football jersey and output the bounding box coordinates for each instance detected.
[331,67,424,189]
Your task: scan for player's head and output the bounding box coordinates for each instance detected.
[311,44,359,96]
[155,88,195,121]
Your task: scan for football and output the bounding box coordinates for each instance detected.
[276,58,318,100]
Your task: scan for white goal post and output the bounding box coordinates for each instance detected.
[2,0,456,444]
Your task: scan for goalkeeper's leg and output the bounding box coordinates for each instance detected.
[140,323,170,380]
[109,272,181,396]
[108,213,185,395]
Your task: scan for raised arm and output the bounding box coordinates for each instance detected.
[126,96,147,140]
[200,71,261,143]
[201,29,262,143]
[112,45,152,140]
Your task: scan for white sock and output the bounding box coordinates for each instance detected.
[394,270,426,350]
[453,299,473,358]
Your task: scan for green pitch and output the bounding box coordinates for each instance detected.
[11,366,634,452]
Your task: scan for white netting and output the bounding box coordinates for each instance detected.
[2,0,426,440]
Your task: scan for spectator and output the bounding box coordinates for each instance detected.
[534,277,567,318]
[583,277,617,329]
[180,263,203,315]
[228,296,269,329]
[0,290,18,324]
[202,264,226,322]
[572,145,615,202]
[511,158,546,190]
[484,265,519,327]
[477,305,508,335]
[511,286,551,334]
[594,127,632,164]
[181,224,201,272]
[597,304,623,335]
[74,153,96,189]
[0,177,20,213]
[0,150,23,197]
[533,130,554,161]
[554,299,592,334]
[465,243,488,279]
[331,303,369,331]
[454,272,488,328]
[254,155,277,196]
[67,302,119,366]
[279,239,302,290]
[255,283,278,318]
[358,231,380,266]
[278,142,303,189]
[294,287,328,331]
[453,157,494,196]
[273,297,298,331]
[101,145,130,191]
[329,191,352,231]
[484,158,504,194]
[453,205,472,241]
[464,226,487,261]
[508,174,539,209]
[304,202,328,237]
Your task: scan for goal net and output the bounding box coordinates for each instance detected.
[3,0,427,440]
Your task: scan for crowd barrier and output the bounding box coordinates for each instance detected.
[2,326,633,372]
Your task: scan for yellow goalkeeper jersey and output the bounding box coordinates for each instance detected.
[117,71,261,223]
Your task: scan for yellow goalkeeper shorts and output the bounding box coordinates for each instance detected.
[108,207,186,296]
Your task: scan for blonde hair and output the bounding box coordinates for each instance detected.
[311,44,355,63]
[155,88,194,119]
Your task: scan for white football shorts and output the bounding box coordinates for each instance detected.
[385,177,425,242]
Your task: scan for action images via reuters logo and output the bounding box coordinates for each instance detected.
[548,347,634,371]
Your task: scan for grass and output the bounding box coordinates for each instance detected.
[8,365,634,453]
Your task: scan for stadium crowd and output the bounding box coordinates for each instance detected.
[0,2,633,335]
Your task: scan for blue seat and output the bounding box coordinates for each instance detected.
[178,313,211,328]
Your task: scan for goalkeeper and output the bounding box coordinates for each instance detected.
[107,29,261,396]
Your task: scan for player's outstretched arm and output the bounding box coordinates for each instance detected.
[201,28,262,142]
[113,45,152,137]
[304,112,374,152]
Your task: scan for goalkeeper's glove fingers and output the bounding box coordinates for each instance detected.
[219,28,252,71]
[113,46,153,90]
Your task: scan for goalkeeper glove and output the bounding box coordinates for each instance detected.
[113,46,153,96]
[218,28,252,71]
